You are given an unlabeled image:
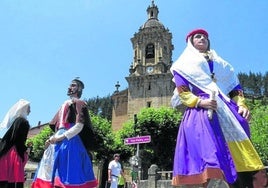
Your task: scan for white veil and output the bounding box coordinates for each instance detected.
[0,99,30,130]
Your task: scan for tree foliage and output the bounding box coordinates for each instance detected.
[86,95,113,121]
[115,107,182,172]
[248,103,268,165]
[89,112,114,161]
[27,126,52,161]
[263,72,268,97]
[238,71,267,99]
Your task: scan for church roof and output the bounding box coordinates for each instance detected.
[142,18,164,29]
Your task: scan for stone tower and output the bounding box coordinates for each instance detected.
[111,1,175,130]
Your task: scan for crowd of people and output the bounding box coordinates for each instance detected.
[0,28,267,188]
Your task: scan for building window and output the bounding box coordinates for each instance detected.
[146,43,154,59]
[150,11,154,18]
[148,82,151,90]
[147,101,151,107]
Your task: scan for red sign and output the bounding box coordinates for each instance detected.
[124,135,151,145]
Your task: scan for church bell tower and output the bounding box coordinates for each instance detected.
[111,1,175,130]
[125,1,175,119]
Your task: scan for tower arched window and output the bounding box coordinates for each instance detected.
[150,11,154,18]
[146,43,155,59]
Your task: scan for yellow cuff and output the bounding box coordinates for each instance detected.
[233,95,248,109]
[179,91,199,108]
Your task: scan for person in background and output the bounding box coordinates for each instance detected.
[0,99,31,188]
[108,153,124,188]
[31,78,98,188]
[170,28,264,187]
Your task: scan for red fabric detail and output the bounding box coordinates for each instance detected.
[54,177,98,188]
[32,177,98,188]
[0,146,27,182]
[186,29,208,42]
[31,178,53,188]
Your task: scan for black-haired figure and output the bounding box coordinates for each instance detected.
[0,99,31,188]
[170,29,264,187]
[32,79,98,188]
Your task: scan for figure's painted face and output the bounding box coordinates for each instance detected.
[192,33,209,53]
[67,81,79,97]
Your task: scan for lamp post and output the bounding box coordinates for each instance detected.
[125,114,151,187]
[133,114,139,158]
[132,114,140,186]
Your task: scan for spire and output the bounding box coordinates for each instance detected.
[147,0,159,20]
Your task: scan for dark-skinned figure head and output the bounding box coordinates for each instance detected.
[67,78,85,98]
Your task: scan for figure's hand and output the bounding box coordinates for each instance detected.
[198,99,217,111]
[49,136,56,144]
[238,106,251,122]
[45,140,50,148]
[44,135,56,149]
[44,135,57,148]
[48,134,66,144]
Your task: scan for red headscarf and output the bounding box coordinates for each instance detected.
[186,29,209,42]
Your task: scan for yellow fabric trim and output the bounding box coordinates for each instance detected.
[179,91,199,108]
[232,96,248,109]
[228,140,264,171]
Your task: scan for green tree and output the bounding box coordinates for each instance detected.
[263,72,268,97]
[238,72,266,104]
[249,104,268,165]
[27,126,52,161]
[87,95,113,121]
[238,72,248,92]
[116,107,182,177]
[89,112,114,160]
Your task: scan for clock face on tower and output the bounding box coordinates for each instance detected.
[146,66,154,73]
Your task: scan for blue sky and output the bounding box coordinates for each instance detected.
[0,0,268,137]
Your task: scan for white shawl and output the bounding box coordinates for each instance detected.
[170,40,248,142]
[170,38,239,107]
[171,38,239,96]
[0,99,30,129]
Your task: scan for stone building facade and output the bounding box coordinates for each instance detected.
[112,1,175,130]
